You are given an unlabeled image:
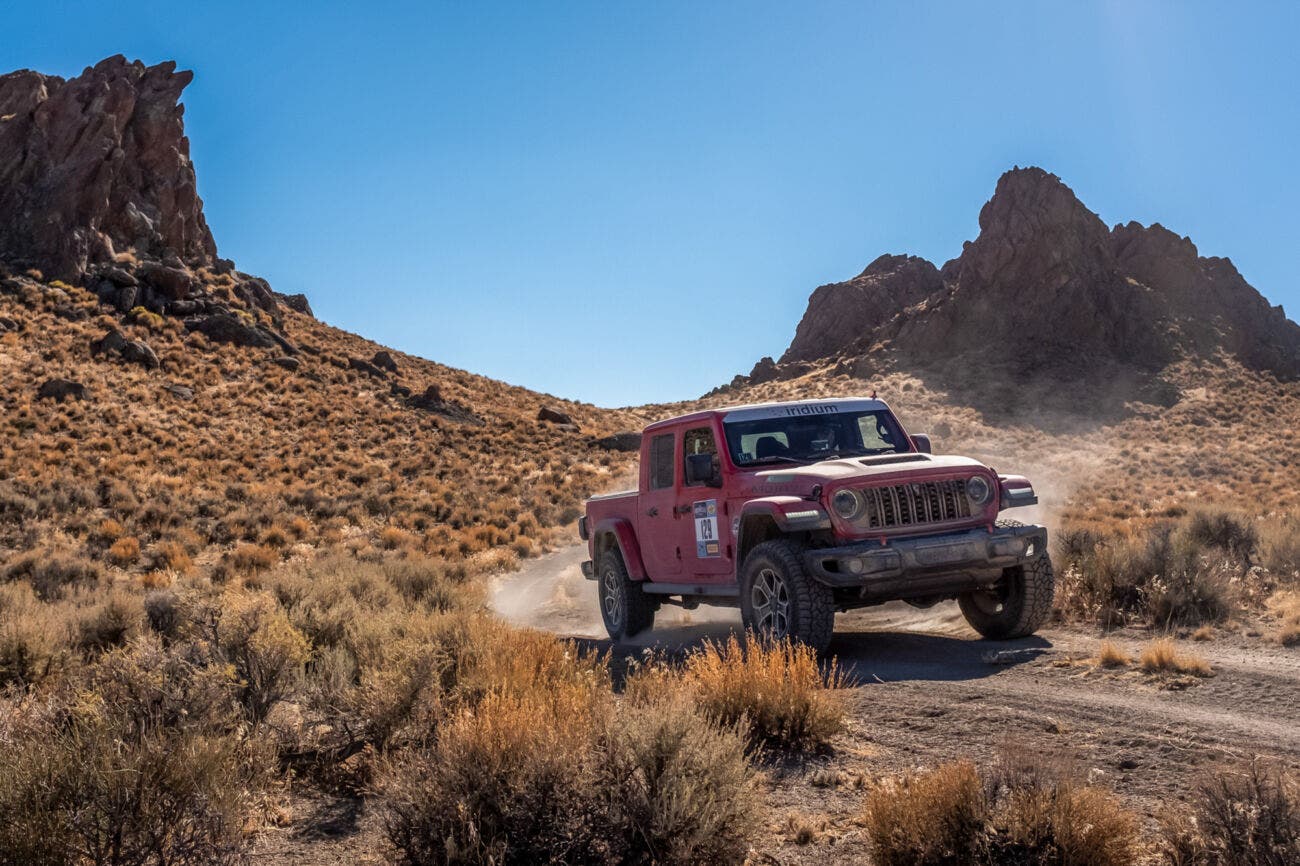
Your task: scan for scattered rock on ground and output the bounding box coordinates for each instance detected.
[0,316,18,332]
[163,383,194,400]
[348,357,385,378]
[372,350,398,373]
[407,385,484,426]
[37,379,86,402]
[593,432,642,452]
[90,328,158,369]
[537,406,575,426]
[273,356,300,371]
[184,313,296,354]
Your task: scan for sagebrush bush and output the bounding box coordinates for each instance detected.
[0,639,260,866]
[1056,519,1242,626]
[864,757,1140,866]
[4,549,102,600]
[217,591,311,723]
[382,680,760,866]
[0,582,73,685]
[1161,763,1300,865]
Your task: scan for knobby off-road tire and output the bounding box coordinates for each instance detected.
[598,548,655,641]
[739,539,835,653]
[959,550,1055,639]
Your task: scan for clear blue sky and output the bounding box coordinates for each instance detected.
[10,2,1299,406]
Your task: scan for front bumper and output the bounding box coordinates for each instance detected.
[803,523,1047,599]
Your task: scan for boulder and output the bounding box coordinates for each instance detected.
[115,285,139,313]
[747,356,780,385]
[348,357,385,378]
[100,266,138,287]
[407,385,485,426]
[272,356,300,371]
[0,316,18,332]
[120,340,159,370]
[37,378,86,402]
[0,56,218,281]
[537,406,575,426]
[184,313,297,354]
[138,261,195,300]
[372,350,398,373]
[280,293,313,316]
[593,432,642,452]
[90,329,129,357]
[163,383,194,400]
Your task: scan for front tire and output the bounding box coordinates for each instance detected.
[958,552,1055,639]
[739,540,835,652]
[598,548,655,641]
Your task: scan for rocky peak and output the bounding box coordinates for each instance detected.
[737,166,1300,398]
[780,253,942,364]
[951,167,1115,296]
[0,55,216,281]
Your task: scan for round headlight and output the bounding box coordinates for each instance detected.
[966,475,992,506]
[832,489,862,520]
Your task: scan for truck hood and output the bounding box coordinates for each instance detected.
[749,453,986,486]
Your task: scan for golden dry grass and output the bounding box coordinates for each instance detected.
[1095,639,1132,668]
[1139,637,1213,677]
[1268,590,1300,647]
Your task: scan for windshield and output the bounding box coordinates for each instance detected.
[724,409,908,467]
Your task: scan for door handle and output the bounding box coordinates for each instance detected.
[646,506,659,517]
[673,504,693,516]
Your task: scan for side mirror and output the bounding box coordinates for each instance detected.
[912,434,932,454]
[685,453,721,487]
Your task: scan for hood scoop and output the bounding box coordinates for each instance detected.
[859,453,931,467]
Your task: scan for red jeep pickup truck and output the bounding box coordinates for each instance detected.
[579,397,1051,651]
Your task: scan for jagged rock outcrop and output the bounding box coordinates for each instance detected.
[0,56,216,281]
[782,255,942,363]
[757,167,1300,387]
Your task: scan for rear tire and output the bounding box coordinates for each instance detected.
[958,551,1055,639]
[739,540,835,652]
[598,548,655,641]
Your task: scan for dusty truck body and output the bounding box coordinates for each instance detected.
[579,397,1052,651]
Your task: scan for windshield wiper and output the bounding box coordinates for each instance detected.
[739,455,805,466]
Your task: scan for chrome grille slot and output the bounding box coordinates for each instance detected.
[858,479,972,529]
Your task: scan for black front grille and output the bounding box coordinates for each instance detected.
[860,479,971,529]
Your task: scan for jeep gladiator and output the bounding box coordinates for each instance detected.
[578,397,1052,651]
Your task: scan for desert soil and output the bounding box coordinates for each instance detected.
[251,547,1300,864]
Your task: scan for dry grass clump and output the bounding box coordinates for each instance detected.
[643,634,849,751]
[1160,762,1300,864]
[1095,639,1132,668]
[1266,591,1300,647]
[107,534,142,566]
[1139,638,1213,677]
[863,756,1140,866]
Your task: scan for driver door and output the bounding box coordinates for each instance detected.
[677,424,732,580]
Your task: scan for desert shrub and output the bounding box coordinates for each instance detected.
[1259,513,1300,578]
[384,555,477,611]
[381,684,759,866]
[0,639,257,866]
[228,542,279,574]
[679,634,846,749]
[1056,521,1238,626]
[1186,508,1258,562]
[382,688,611,866]
[216,591,311,723]
[151,539,194,573]
[599,690,761,865]
[78,589,147,652]
[864,757,1140,866]
[0,582,73,685]
[108,534,142,567]
[1161,763,1300,865]
[4,549,102,600]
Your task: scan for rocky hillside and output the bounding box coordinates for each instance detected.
[738,168,1300,414]
[0,57,648,575]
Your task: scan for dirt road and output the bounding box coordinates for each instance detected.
[493,546,1300,861]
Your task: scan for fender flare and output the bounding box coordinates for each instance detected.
[592,517,649,581]
[734,497,830,574]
